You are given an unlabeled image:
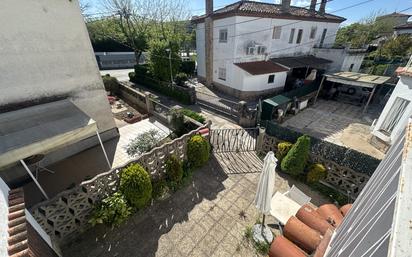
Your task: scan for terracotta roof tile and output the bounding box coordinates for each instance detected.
[235,61,289,75]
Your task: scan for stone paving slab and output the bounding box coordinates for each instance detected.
[62,152,330,257]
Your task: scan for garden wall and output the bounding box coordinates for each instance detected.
[259,120,380,197]
[29,122,211,245]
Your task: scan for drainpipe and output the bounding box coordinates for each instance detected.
[319,0,327,15]
[205,0,213,87]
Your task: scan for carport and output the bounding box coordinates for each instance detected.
[315,72,391,113]
[0,100,111,200]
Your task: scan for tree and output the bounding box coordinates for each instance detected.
[148,39,181,82]
[381,35,412,59]
[87,18,133,52]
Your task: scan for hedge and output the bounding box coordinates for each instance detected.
[281,135,310,176]
[129,65,192,105]
[180,109,206,124]
[262,120,380,176]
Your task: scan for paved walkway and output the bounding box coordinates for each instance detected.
[62,152,330,257]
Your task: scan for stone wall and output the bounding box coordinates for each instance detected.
[30,122,210,245]
[259,132,370,199]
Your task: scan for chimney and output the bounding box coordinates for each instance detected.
[310,0,317,14]
[319,0,327,15]
[282,0,291,13]
[205,0,213,87]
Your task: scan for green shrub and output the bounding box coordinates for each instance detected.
[306,163,327,183]
[120,163,152,209]
[165,155,184,191]
[187,135,210,168]
[175,73,188,87]
[102,75,119,95]
[126,129,162,157]
[180,61,196,75]
[89,192,131,227]
[151,177,167,199]
[275,141,293,162]
[180,109,206,124]
[281,135,311,176]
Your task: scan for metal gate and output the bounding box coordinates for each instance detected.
[210,128,258,152]
[196,91,239,120]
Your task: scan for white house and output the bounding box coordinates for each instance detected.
[371,56,412,148]
[193,0,368,100]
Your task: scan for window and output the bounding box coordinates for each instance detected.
[257,45,267,55]
[288,28,295,44]
[219,29,228,43]
[296,29,303,44]
[272,26,282,39]
[268,74,275,84]
[246,47,256,55]
[310,26,317,39]
[218,68,226,81]
[319,28,327,47]
[380,97,410,134]
[349,63,354,72]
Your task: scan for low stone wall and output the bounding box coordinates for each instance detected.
[30,122,211,245]
[259,131,370,198]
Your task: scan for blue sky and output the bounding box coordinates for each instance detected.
[86,0,412,25]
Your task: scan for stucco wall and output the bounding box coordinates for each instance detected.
[312,48,365,73]
[373,75,412,143]
[0,179,8,257]
[341,53,365,72]
[196,23,206,77]
[236,66,287,92]
[0,0,116,133]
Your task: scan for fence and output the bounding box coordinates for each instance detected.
[30,122,211,245]
[196,91,239,119]
[210,128,258,152]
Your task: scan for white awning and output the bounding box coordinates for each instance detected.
[325,72,391,88]
[0,100,97,168]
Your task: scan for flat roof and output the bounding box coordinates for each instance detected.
[271,55,332,69]
[235,61,288,75]
[325,72,391,88]
[0,100,96,168]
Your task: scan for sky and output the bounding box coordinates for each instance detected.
[86,0,412,25]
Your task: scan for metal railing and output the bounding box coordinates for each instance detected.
[210,128,258,153]
[196,91,239,119]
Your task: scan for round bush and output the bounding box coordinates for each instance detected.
[120,163,152,209]
[187,135,210,168]
[306,163,327,183]
[166,155,184,190]
[275,141,293,162]
[89,192,131,227]
[281,135,311,176]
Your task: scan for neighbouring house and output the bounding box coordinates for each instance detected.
[394,22,412,36]
[0,0,117,200]
[371,57,412,150]
[192,0,366,100]
[95,52,139,69]
[312,47,367,73]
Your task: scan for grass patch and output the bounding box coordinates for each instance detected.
[243,225,270,256]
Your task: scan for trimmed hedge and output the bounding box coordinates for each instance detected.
[119,163,152,209]
[129,65,192,104]
[281,135,311,176]
[262,120,380,176]
[187,135,210,169]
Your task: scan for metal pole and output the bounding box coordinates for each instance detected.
[261,214,266,234]
[96,131,111,169]
[20,160,49,200]
[363,85,377,114]
[314,76,326,104]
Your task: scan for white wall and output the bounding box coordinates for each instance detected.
[0,0,116,133]
[373,75,412,143]
[395,28,412,36]
[235,66,287,92]
[196,23,206,78]
[0,179,8,257]
[313,48,366,73]
[341,53,365,72]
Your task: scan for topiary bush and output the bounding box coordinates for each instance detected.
[165,155,184,191]
[187,135,210,169]
[306,163,327,183]
[119,163,152,209]
[275,141,293,162]
[89,192,131,227]
[281,135,311,176]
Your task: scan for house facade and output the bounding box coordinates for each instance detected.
[371,58,412,148]
[0,0,117,184]
[193,0,366,100]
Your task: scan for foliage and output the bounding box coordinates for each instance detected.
[307,163,327,183]
[102,75,119,95]
[187,135,210,168]
[126,129,162,157]
[381,34,412,59]
[148,40,181,82]
[244,226,270,255]
[89,192,131,227]
[370,64,388,75]
[180,61,196,75]
[151,177,167,199]
[87,18,133,52]
[129,66,192,105]
[275,141,293,162]
[180,109,206,124]
[170,109,186,136]
[165,155,184,191]
[310,183,348,206]
[175,72,188,87]
[281,135,311,176]
[120,163,152,209]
